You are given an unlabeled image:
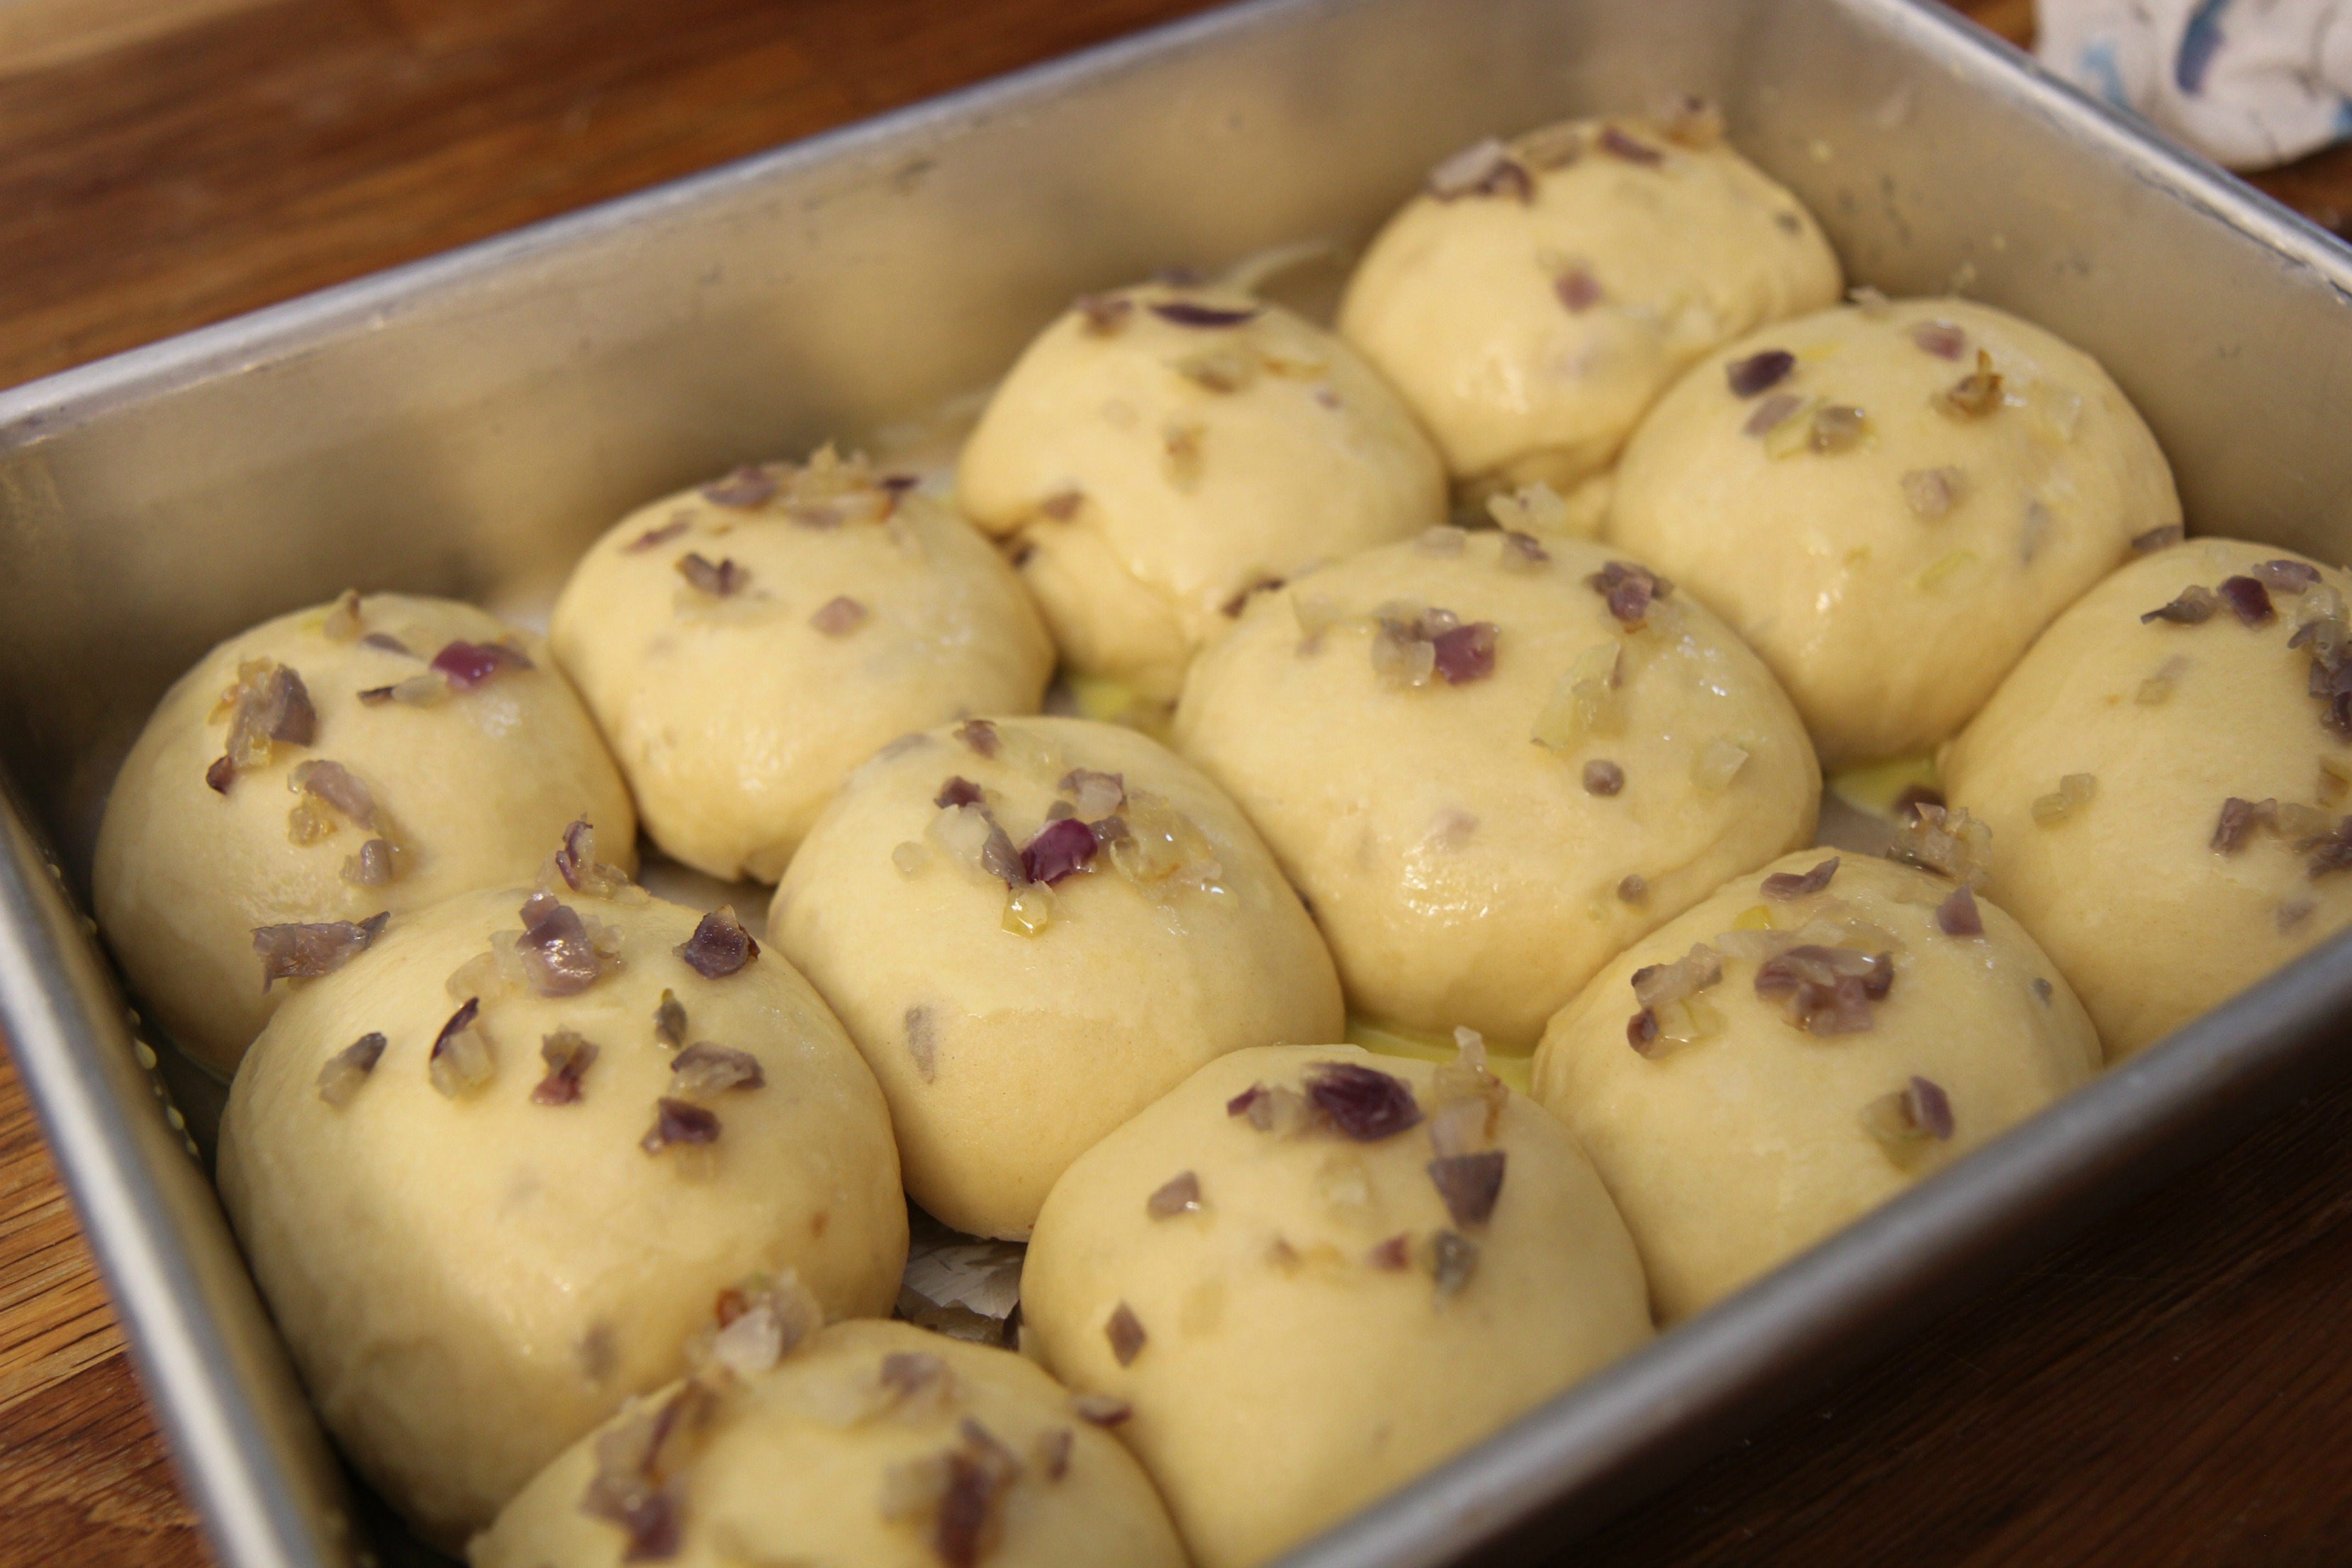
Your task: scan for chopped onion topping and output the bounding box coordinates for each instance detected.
[1744,389,1803,438]
[320,590,364,642]
[906,1005,937,1083]
[316,1033,386,1107]
[1498,530,1551,572]
[1886,803,1993,885]
[2031,772,2098,824]
[1809,403,1868,454]
[1533,642,1625,754]
[2217,575,2275,627]
[339,838,398,890]
[1864,1075,1956,1149]
[1430,621,1500,684]
[934,777,985,810]
[291,759,377,829]
[627,515,693,552]
[1617,873,1649,905]
[1104,1302,1147,1366]
[2306,819,2352,880]
[809,595,868,637]
[209,658,319,788]
[2132,525,2185,554]
[1583,759,1625,796]
[1633,943,1725,1009]
[518,894,610,997]
[1659,94,1725,147]
[428,997,495,1098]
[2256,559,2322,594]
[1902,466,1966,519]
[1427,1229,1480,1297]
[954,719,999,758]
[1906,320,1968,360]
[1219,574,1285,617]
[430,638,532,690]
[1426,1150,1506,1229]
[1691,737,1751,793]
[1427,137,1535,201]
[1146,1170,1202,1219]
[702,464,779,508]
[642,1097,721,1155]
[1177,347,1258,393]
[1021,817,1098,886]
[1039,490,1082,522]
[654,990,688,1049]
[1147,300,1264,329]
[675,554,749,598]
[581,1380,716,1561]
[1725,349,1794,398]
[360,632,413,656]
[552,817,631,899]
[1762,857,1839,900]
[205,756,236,793]
[1303,1060,1423,1141]
[1073,1394,1131,1427]
[1597,125,1663,164]
[1586,561,1672,628]
[532,1028,600,1105]
[668,1043,765,1099]
[2141,584,2220,625]
[254,912,388,989]
[1754,945,1893,1034]
[1933,349,2003,420]
[1935,883,1985,938]
[1369,1233,1413,1270]
[675,907,758,978]
[1060,768,1126,821]
[2212,795,2273,853]
[1555,264,1603,312]
[1076,294,1133,335]
[1893,784,1947,822]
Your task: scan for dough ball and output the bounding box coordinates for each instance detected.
[551,447,1054,883]
[1606,296,2181,766]
[956,284,1446,700]
[1172,529,1819,1048]
[471,1318,1185,1568]
[1943,538,2352,1056]
[218,876,906,1546]
[1022,1043,1652,1568]
[1532,849,2099,1322]
[93,592,635,1077]
[1337,114,1841,493]
[771,716,1341,1241]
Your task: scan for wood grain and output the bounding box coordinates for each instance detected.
[4,1,2352,1565]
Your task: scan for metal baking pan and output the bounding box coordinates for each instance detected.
[6,0,2352,1563]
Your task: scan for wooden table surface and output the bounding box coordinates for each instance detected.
[7,1,2352,1563]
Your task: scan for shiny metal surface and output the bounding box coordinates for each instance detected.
[3,0,2351,1564]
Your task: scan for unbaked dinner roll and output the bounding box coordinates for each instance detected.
[1606,295,2181,766]
[218,853,905,1547]
[1022,1043,1652,1568]
[551,447,1053,883]
[1944,538,2352,1057]
[471,1316,1185,1568]
[93,592,634,1077]
[1532,846,2099,1322]
[771,715,1341,1241]
[1337,111,1841,494]
[1172,528,1819,1048]
[956,282,1445,700]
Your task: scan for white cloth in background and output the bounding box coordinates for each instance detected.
[2038,0,2352,169]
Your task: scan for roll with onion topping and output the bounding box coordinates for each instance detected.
[1944,537,2352,1056]
[1606,295,2180,766]
[218,865,905,1547]
[1531,849,2098,1322]
[1021,1043,1652,1568]
[1173,527,1820,1049]
[549,446,1053,883]
[956,282,1446,703]
[770,715,1343,1241]
[471,1317,1185,1568]
[1337,111,1841,496]
[93,592,635,1076]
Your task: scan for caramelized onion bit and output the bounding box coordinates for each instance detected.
[675,907,758,978]
[1933,349,2003,420]
[1762,856,1839,900]
[642,1097,721,1155]
[1583,759,1625,796]
[1597,125,1663,164]
[1304,1060,1423,1141]
[581,1379,716,1561]
[316,1033,386,1107]
[702,464,778,509]
[1073,1394,1131,1427]
[954,719,999,758]
[1075,294,1132,335]
[1146,1170,1202,1219]
[627,516,693,552]
[1725,349,1794,398]
[254,912,388,990]
[430,639,532,690]
[1935,883,1985,937]
[675,554,749,598]
[668,1043,765,1098]
[532,1028,600,1105]
[1427,1150,1506,1229]
[810,595,868,636]
[428,997,494,1098]
[1864,1075,1955,1149]
[2217,575,2275,627]
[1586,561,1671,628]
[1427,137,1535,201]
[1147,300,1263,329]
[519,894,610,997]
[1104,1302,1147,1366]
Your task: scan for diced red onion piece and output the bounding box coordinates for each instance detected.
[1426,1150,1506,1228]
[1583,759,1625,796]
[954,719,999,758]
[1744,389,1802,437]
[315,1032,386,1107]
[206,756,235,793]
[1146,300,1263,329]
[626,517,692,552]
[1430,1229,1479,1296]
[1430,622,1499,685]
[531,1028,600,1105]
[1725,349,1794,397]
[1555,265,1603,313]
[1021,817,1098,886]
[2256,559,2321,593]
[701,465,778,508]
[1303,1061,1423,1141]
[810,595,867,637]
[675,906,758,978]
[668,1042,765,1097]
[1226,1083,1266,1118]
[253,912,388,989]
[935,776,985,810]
[2132,525,2185,554]
[1936,883,1985,937]
[2217,575,2275,626]
[1073,1394,1131,1427]
[1906,320,1968,359]
[1909,1075,1955,1139]
[1146,1170,1202,1219]
[1104,1302,1147,1365]
[675,554,749,598]
[1597,125,1663,164]
[430,639,532,690]
[1370,1233,1412,1270]
[654,990,688,1049]
[518,895,607,997]
[642,1097,721,1154]
[1762,856,1839,900]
